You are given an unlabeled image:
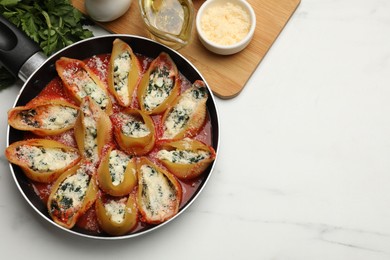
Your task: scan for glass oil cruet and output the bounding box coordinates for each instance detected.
[139,0,194,50]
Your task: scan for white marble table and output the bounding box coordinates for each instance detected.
[1,0,390,259]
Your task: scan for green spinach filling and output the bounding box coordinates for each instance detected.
[144,65,174,110]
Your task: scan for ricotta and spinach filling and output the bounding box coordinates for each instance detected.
[108,150,132,186]
[118,112,150,138]
[64,68,110,111]
[50,167,90,216]
[104,199,127,224]
[81,100,98,163]
[15,145,79,172]
[144,65,174,111]
[20,105,78,130]
[163,87,206,138]
[113,51,131,105]
[139,165,177,218]
[157,149,210,164]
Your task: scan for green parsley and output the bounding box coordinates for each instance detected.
[0,0,94,88]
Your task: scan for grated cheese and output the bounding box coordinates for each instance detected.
[104,198,127,224]
[87,55,108,82]
[200,2,251,46]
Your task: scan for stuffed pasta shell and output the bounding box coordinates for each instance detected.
[95,193,138,236]
[56,57,113,114]
[97,147,137,197]
[74,97,112,165]
[8,99,79,136]
[108,39,142,107]
[5,139,81,183]
[136,157,182,224]
[111,109,155,156]
[162,80,208,140]
[156,138,216,179]
[137,52,180,115]
[47,162,98,229]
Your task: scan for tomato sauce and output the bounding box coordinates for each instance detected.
[27,53,214,235]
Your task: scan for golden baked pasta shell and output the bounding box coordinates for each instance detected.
[136,157,182,224]
[47,162,98,229]
[95,193,138,236]
[108,39,142,107]
[7,99,79,136]
[112,109,155,156]
[74,97,112,165]
[5,139,81,183]
[97,147,137,197]
[161,80,208,140]
[156,139,216,180]
[137,52,180,115]
[56,57,113,115]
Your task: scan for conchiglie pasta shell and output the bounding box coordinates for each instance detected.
[161,80,208,140]
[108,39,142,107]
[112,109,155,156]
[97,147,137,197]
[95,193,138,236]
[5,139,81,183]
[74,97,112,164]
[156,139,216,180]
[136,157,182,224]
[47,162,98,229]
[56,57,113,115]
[137,52,180,115]
[7,99,79,136]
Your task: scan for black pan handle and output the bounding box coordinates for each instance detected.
[0,14,42,78]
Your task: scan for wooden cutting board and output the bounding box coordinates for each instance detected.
[72,0,300,99]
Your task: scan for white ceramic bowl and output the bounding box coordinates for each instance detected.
[196,0,256,55]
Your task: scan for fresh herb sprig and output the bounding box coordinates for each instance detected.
[0,0,94,88]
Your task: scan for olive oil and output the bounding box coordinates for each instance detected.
[139,0,194,49]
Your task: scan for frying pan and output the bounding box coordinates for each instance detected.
[0,15,219,239]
